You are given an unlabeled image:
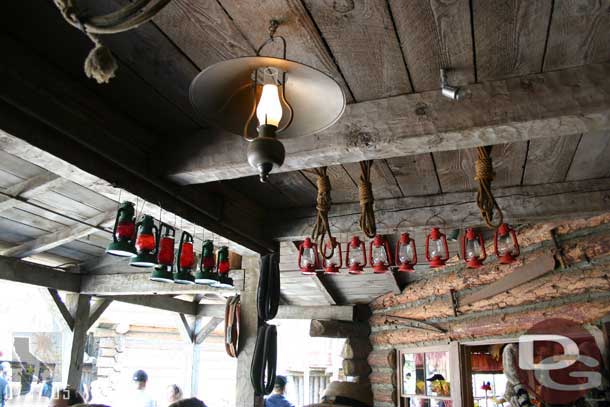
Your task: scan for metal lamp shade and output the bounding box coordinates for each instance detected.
[150,265,175,283]
[190,56,345,138]
[106,240,137,257]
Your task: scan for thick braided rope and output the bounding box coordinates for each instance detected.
[358,160,376,238]
[305,167,334,258]
[474,146,504,228]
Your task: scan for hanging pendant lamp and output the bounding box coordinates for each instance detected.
[189,20,345,182]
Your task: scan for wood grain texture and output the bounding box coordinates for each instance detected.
[386,154,440,196]
[342,160,403,200]
[522,134,582,184]
[271,178,610,240]
[153,0,253,67]
[67,294,91,389]
[217,0,353,102]
[303,165,359,204]
[566,129,610,180]
[267,171,318,207]
[302,0,411,100]
[473,0,553,80]
[434,142,528,193]
[544,0,610,70]
[167,63,610,184]
[389,0,474,91]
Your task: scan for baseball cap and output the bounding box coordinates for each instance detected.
[133,369,148,382]
[274,375,288,387]
[426,374,445,382]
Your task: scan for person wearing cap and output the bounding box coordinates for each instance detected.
[127,369,157,407]
[265,375,294,407]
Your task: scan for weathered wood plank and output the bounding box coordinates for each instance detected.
[218,0,353,102]
[473,0,552,80]
[544,0,610,70]
[267,172,318,207]
[0,210,114,258]
[0,173,62,212]
[302,0,411,100]
[48,288,75,331]
[87,299,114,331]
[566,130,610,181]
[111,295,197,315]
[272,178,610,240]
[341,338,373,359]
[310,320,370,338]
[67,294,91,389]
[389,0,474,91]
[386,154,440,197]
[153,0,252,68]
[302,165,359,204]
[167,63,610,183]
[522,134,582,184]
[0,256,81,292]
[434,142,528,192]
[342,160,403,200]
[195,317,223,345]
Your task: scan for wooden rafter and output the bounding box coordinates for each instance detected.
[0,173,64,212]
[272,177,610,240]
[195,317,223,345]
[0,210,114,258]
[166,63,610,184]
[48,288,75,330]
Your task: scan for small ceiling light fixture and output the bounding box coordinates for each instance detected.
[150,222,176,283]
[440,68,466,101]
[175,231,196,284]
[130,215,159,268]
[395,232,417,272]
[195,239,218,285]
[190,20,345,182]
[213,246,234,288]
[494,223,520,264]
[461,227,486,269]
[106,201,137,257]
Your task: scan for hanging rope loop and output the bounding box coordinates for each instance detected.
[474,146,504,228]
[305,167,334,259]
[53,0,173,83]
[358,160,377,238]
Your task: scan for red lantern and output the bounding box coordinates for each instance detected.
[217,246,231,275]
[425,227,449,268]
[346,236,366,274]
[297,237,319,275]
[461,228,486,269]
[494,223,520,264]
[322,237,342,274]
[157,223,175,266]
[179,234,195,269]
[369,235,392,273]
[395,232,417,272]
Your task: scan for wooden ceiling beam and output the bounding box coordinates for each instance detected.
[166,63,610,184]
[272,177,610,240]
[197,303,355,321]
[0,34,276,255]
[0,255,81,292]
[0,210,115,259]
[0,173,64,212]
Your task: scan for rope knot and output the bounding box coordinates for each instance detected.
[474,153,495,182]
[315,174,331,213]
[358,180,373,205]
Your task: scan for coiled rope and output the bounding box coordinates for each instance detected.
[53,0,172,83]
[358,160,377,238]
[304,167,334,258]
[474,146,504,228]
[257,253,280,322]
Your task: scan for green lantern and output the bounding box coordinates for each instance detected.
[212,246,234,289]
[174,231,195,284]
[150,223,176,283]
[130,215,159,268]
[106,201,137,257]
[195,240,218,285]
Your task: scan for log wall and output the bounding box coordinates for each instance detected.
[366,213,610,407]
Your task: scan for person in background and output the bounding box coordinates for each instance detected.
[168,397,207,407]
[128,369,157,407]
[0,363,8,407]
[167,384,183,405]
[48,387,85,407]
[265,375,294,407]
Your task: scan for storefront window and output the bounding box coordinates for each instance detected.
[399,347,455,407]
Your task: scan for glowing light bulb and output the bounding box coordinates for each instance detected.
[256,84,283,127]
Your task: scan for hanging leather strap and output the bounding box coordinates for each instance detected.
[250,323,277,396]
[257,253,280,321]
[224,295,240,358]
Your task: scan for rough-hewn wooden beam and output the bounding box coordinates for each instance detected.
[310,320,370,338]
[48,288,75,331]
[272,178,610,240]
[197,303,355,321]
[86,299,113,331]
[67,294,91,390]
[0,256,81,292]
[0,173,63,212]
[80,272,236,296]
[110,295,198,316]
[167,63,610,183]
[1,210,114,258]
[195,317,223,345]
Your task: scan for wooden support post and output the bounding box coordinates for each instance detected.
[67,294,91,390]
[87,299,113,331]
[236,256,263,407]
[48,288,75,331]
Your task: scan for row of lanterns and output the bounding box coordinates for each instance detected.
[105,202,233,288]
[297,225,520,275]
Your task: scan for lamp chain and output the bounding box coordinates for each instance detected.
[304,167,334,259]
[475,146,504,228]
[358,160,377,238]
